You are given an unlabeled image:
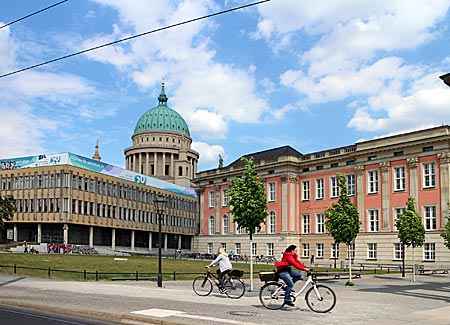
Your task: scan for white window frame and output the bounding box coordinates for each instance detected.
[252,242,257,256]
[394,207,404,231]
[347,243,355,260]
[393,166,406,191]
[330,176,339,198]
[267,243,274,256]
[316,178,324,200]
[368,209,379,232]
[424,205,437,231]
[302,214,310,234]
[346,174,356,196]
[331,243,339,259]
[367,243,377,259]
[368,170,379,194]
[268,182,276,202]
[316,243,324,258]
[208,190,215,208]
[302,243,310,258]
[423,162,436,188]
[302,180,310,201]
[235,243,241,255]
[393,243,403,260]
[423,243,435,261]
[222,215,229,234]
[208,215,215,235]
[207,243,213,254]
[268,211,276,234]
[316,213,325,234]
[221,189,228,206]
[221,243,227,251]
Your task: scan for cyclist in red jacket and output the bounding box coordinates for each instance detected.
[275,245,309,306]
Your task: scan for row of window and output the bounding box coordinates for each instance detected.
[206,162,437,207]
[208,212,277,235]
[0,173,196,212]
[207,242,436,262]
[14,198,195,229]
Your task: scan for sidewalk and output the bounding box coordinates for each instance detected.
[0,273,449,325]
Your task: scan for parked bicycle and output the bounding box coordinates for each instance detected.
[259,270,336,313]
[192,266,246,299]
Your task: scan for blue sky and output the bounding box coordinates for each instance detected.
[1,0,450,172]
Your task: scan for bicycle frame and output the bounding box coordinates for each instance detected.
[274,274,319,300]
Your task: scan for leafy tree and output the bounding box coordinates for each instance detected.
[395,196,425,282]
[0,194,15,232]
[228,157,267,290]
[440,203,450,249]
[324,173,360,284]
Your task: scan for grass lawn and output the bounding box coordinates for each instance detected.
[0,253,279,281]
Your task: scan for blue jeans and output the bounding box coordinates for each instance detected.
[277,269,302,302]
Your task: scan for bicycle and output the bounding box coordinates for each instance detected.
[192,267,246,299]
[259,270,336,313]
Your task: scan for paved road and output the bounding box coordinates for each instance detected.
[0,273,449,325]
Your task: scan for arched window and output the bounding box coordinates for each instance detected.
[268,211,276,234]
[222,215,229,234]
[209,216,215,235]
[178,166,183,176]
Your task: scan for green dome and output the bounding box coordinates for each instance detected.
[134,84,190,137]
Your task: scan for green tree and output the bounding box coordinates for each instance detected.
[395,196,425,282]
[0,194,15,232]
[228,157,267,290]
[324,173,360,284]
[440,203,450,249]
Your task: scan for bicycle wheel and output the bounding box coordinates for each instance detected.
[192,276,213,296]
[224,278,245,299]
[259,282,285,310]
[305,284,336,313]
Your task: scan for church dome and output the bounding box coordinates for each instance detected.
[134,83,190,137]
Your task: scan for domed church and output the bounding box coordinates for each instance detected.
[124,81,199,188]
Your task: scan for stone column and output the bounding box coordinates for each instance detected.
[89,226,94,248]
[146,152,150,175]
[14,224,18,242]
[438,151,450,226]
[37,224,42,243]
[154,152,158,176]
[281,175,289,233]
[407,157,419,202]
[164,233,167,252]
[149,232,153,251]
[112,228,116,250]
[131,230,135,251]
[380,161,391,230]
[63,224,69,245]
[162,153,166,176]
[355,165,365,231]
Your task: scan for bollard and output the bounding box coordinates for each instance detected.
[136,271,139,281]
[48,267,51,278]
[84,270,87,281]
[173,271,176,281]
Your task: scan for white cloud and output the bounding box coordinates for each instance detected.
[191,141,224,169]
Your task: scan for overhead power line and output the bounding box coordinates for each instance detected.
[0,0,69,30]
[0,0,271,79]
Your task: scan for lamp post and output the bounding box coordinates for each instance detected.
[153,195,167,288]
[439,73,450,87]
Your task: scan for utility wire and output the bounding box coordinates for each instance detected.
[0,0,69,30]
[0,0,271,79]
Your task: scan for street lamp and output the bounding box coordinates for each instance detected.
[439,73,450,87]
[153,195,167,288]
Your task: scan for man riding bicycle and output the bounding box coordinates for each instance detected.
[275,245,309,306]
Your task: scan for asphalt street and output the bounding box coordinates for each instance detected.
[0,272,449,325]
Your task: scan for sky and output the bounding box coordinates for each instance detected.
[1,0,450,172]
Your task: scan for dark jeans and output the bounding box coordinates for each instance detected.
[217,269,231,288]
[277,269,302,302]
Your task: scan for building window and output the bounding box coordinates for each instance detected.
[316,179,324,200]
[393,166,406,191]
[316,214,325,234]
[394,207,404,231]
[393,243,403,260]
[302,243,310,258]
[330,176,339,198]
[236,223,242,235]
[207,243,213,254]
[208,191,215,208]
[423,243,435,261]
[348,243,355,260]
[316,243,324,258]
[268,182,276,202]
[368,209,379,232]
[235,243,241,255]
[222,215,229,234]
[252,242,257,256]
[331,243,339,259]
[302,214,310,234]
[267,243,274,256]
[208,216,215,235]
[423,162,436,188]
[222,189,228,206]
[424,206,437,230]
[368,243,377,259]
[302,180,310,201]
[268,211,276,234]
[347,174,356,196]
[368,170,379,194]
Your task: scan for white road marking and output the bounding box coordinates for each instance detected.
[130,308,185,317]
[180,313,262,325]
